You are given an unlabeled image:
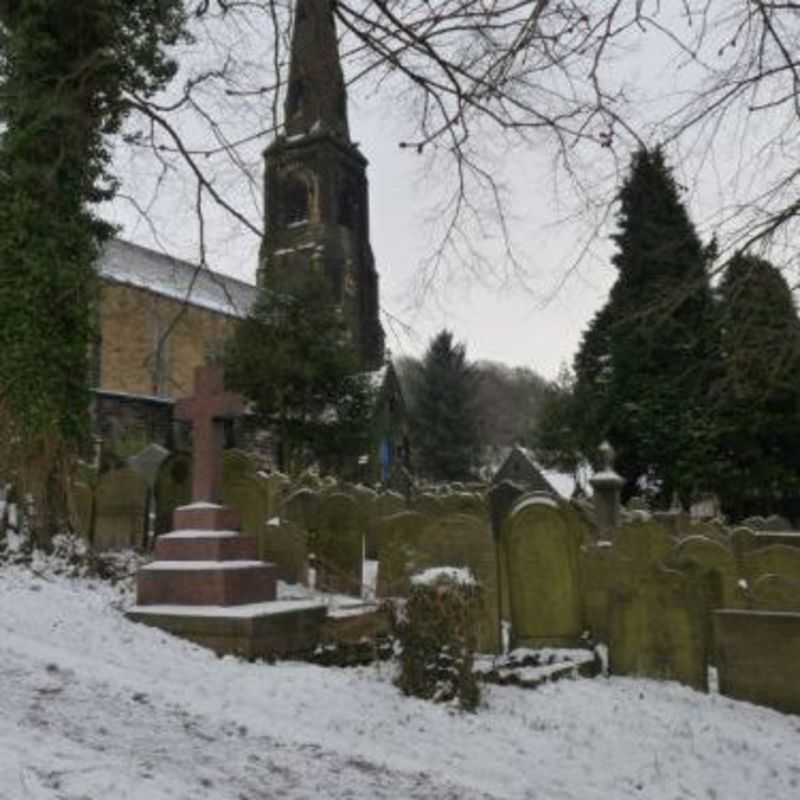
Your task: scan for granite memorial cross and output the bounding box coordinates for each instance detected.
[175,365,245,504]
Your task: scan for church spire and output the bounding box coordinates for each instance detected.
[284,0,349,140]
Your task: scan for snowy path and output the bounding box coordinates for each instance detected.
[1,566,799,799]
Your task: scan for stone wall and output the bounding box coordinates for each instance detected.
[98,280,237,399]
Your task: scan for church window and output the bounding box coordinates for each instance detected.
[284,172,310,225]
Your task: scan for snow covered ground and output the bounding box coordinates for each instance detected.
[2,564,799,800]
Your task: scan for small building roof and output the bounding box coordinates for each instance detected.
[98,239,257,319]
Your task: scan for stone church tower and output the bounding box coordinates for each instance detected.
[258,0,385,370]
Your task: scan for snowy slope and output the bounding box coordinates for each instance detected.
[1,565,798,800]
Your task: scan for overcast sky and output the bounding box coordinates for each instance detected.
[104,4,790,381]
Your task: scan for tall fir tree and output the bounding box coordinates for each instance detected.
[411,330,480,481]
[713,253,800,519]
[572,147,718,501]
[224,270,374,474]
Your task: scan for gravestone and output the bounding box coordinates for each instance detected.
[730,525,758,568]
[714,609,800,714]
[94,467,148,550]
[742,544,800,584]
[154,453,192,535]
[413,493,445,518]
[365,490,404,558]
[439,491,487,518]
[670,535,742,610]
[503,494,582,647]
[313,492,363,595]
[750,574,800,611]
[224,473,271,539]
[281,487,321,533]
[609,564,708,691]
[415,513,500,652]
[128,442,170,545]
[615,520,675,576]
[579,543,632,642]
[375,510,429,597]
[257,519,309,584]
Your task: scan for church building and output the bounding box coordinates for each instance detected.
[92,0,402,477]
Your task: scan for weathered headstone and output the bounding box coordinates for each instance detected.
[609,564,708,691]
[94,467,148,550]
[742,544,800,584]
[415,513,500,652]
[281,487,321,533]
[579,543,632,642]
[413,493,445,518]
[313,492,363,595]
[614,520,675,576]
[750,574,800,611]
[128,442,170,545]
[502,494,582,647]
[439,491,487,518]
[257,519,309,585]
[670,535,742,610]
[375,510,428,597]
[365,490,404,558]
[154,452,192,535]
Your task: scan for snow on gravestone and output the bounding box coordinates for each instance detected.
[502,494,583,648]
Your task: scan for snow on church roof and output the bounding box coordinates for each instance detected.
[98,239,257,318]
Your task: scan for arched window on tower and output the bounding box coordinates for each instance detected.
[284,172,310,225]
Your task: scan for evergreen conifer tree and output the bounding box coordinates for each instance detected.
[714,253,800,519]
[224,270,374,474]
[572,147,718,501]
[411,330,479,481]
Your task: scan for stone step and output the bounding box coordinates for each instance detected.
[126,600,328,660]
[154,531,258,562]
[173,502,241,532]
[137,560,277,606]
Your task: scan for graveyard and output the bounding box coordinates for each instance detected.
[4,1,800,797]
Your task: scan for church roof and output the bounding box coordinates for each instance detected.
[98,239,256,318]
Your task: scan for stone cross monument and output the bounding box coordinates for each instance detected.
[174,365,245,504]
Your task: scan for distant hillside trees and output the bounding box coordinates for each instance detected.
[398,344,547,478]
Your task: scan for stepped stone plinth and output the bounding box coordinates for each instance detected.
[127,367,325,659]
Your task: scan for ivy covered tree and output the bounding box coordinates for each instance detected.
[410,330,479,481]
[713,253,800,520]
[224,270,374,474]
[0,2,186,542]
[571,147,719,502]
